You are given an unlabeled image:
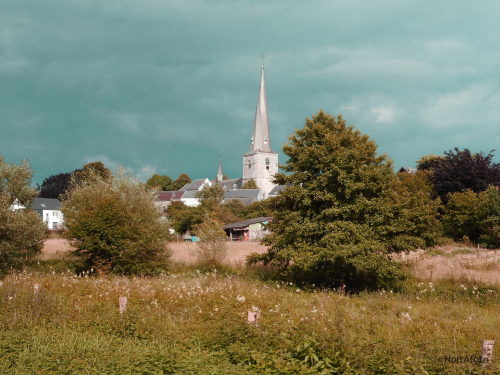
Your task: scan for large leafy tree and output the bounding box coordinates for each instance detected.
[429,148,499,201]
[62,172,171,275]
[38,162,112,199]
[146,174,173,191]
[0,156,46,275]
[38,172,73,199]
[250,111,440,291]
[172,173,192,190]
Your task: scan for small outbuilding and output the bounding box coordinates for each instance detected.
[223,216,272,241]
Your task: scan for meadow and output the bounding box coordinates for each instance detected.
[0,241,498,374]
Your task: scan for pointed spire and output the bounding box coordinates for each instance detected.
[216,158,224,182]
[250,62,271,152]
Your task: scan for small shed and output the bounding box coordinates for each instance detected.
[223,216,272,241]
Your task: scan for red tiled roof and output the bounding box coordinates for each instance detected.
[156,191,183,202]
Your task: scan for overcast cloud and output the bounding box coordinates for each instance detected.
[1,0,499,183]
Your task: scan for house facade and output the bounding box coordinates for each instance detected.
[31,198,64,230]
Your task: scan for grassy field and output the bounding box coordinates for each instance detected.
[0,242,498,374]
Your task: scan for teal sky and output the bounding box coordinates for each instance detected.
[1,1,499,184]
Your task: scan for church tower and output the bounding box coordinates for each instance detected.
[216,158,224,182]
[242,63,278,198]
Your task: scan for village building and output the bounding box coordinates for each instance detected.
[223,216,272,241]
[31,198,64,230]
[155,63,284,210]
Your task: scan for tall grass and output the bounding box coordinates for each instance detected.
[1,268,498,374]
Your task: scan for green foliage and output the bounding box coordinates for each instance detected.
[61,172,171,275]
[241,179,258,189]
[146,174,173,191]
[193,214,227,266]
[254,111,441,291]
[195,184,225,213]
[72,162,112,185]
[0,156,46,275]
[166,201,203,234]
[171,173,191,190]
[443,186,499,248]
[0,272,498,374]
[416,154,445,171]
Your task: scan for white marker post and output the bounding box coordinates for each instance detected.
[119,296,128,315]
[33,283,41,301]
[247,308,261,326]
[481,340,495,367]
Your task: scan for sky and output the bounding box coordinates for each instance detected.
[1,0,499,184]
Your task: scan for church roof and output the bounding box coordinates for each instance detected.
[180,178,210,191]
[215,177,243,191]
[224,189,260,199]
[250,64,272,153]
[268,185,287,196]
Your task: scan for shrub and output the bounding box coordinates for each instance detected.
[61,172,171,275]
[193,214,227,266]
[0,156,46,276]
[443,186,499,248]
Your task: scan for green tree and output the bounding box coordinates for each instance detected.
[146,174,173,191]
[241,179,258,189]
[172,173,192,190]
[195,184,225,213]
[72,162,112,185]
[243,198,275,219]
[193,213,227,266]
[416,155,445,171]
[166,201,203,234]
[0,156,46,275]
[62,172,171,275]
[443,186,499,247]
[250,111,439,291]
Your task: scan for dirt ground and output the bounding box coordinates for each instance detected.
[41,238,268,265]
[41,239,499,284]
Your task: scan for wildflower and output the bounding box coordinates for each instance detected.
[236,295,246,303]
[400,312,412,322]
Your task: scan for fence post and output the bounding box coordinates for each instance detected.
[481,340,495,367]
[119,296,128,314]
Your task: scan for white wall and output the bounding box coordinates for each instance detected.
[42,210,65,230]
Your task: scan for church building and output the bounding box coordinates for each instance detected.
[241,63,279,198]
[156,63,280,208]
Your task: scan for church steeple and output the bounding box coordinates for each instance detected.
[216,158,224,182]
[250,63,271,153]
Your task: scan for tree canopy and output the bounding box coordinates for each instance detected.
[250,111,441,291]
[0,156,46,275]
[429,148,499,201]
[146,174,174,191]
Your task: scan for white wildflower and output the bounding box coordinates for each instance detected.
[236,295,246,303]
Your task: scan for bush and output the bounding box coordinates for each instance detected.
[250,111,444,291]
[61,172,171,275]
[193,214,227,266]
[0,156,46,276]
[443,185,499,248]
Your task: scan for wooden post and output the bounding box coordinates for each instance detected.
[33,283,41,300]
[481,340,495,367]
[247,310,260,325]
[119,296,128,314]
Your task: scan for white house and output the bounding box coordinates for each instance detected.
[179,178,212,207]
[31,198,64,230]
